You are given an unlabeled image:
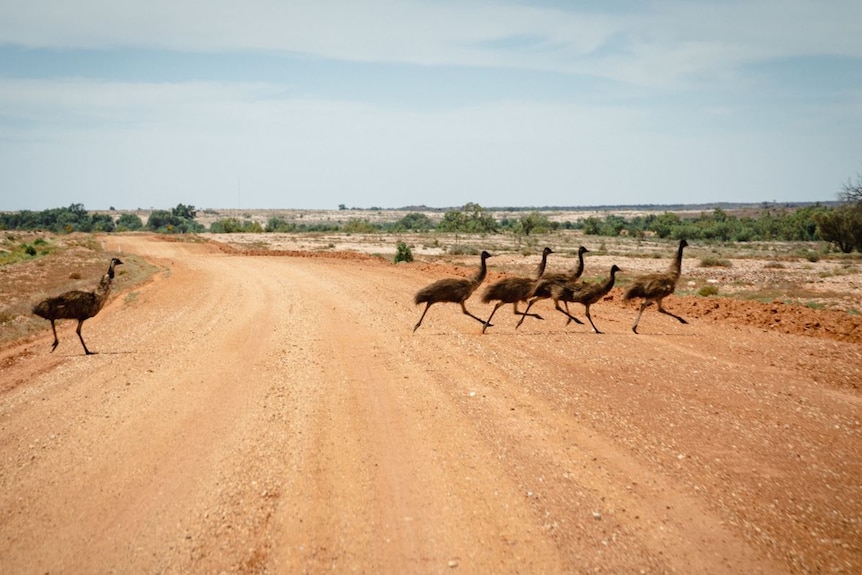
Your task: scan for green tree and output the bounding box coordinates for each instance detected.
[816,172,862,252]
[172,204,197,220]
[147,209,204,233]
[519,211,552,236]
[437,203,497,233]
[89,213,116,232]
[815,207,860,253]
[395,212,434,231]
[649,212,682,239]
[116,213,144,231]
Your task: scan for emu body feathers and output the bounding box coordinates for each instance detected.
[33,257,123,354]
[413,251,492,332]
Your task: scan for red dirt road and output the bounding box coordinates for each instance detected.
[1,234,860,573]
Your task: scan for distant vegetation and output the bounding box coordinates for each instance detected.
[580,206,824,242]
[2,175,861,253]
[145,204,205,234]
[0,203,115,233]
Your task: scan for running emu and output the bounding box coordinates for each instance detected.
[552,264,621,334]
[623,239,688,333]
[413,251,492,332]
[480,246,553,333]
[516,245,590,328]
[32,257,123,355]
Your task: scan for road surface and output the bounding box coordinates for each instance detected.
[1,234,859,573]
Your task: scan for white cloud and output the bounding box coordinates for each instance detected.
[3,1,859,87]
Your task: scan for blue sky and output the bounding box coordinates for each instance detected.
[1,1,860,211]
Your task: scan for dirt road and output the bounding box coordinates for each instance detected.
[1,235,859,574]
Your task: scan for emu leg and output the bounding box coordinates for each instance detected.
[556,302,584,325]
[76,319,94,355]
[482,302,505,334]
[515,297,542,328]
[49,320,59,352]
[583,305,602,334]
[657,301,687,324]
[513,302,543,320]
[413,302,432,332]
[460,302,489,327]
[632,301,648,334]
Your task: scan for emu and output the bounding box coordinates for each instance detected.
[516,245,590,328]
[480,247,553,333]
[32,257,123,355]
[413,250,493,332]
[623,239,688,334]
[551,264,621,334]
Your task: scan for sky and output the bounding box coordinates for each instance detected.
[1,1,860,211]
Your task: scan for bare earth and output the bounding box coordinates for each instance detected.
[1,234,860,574]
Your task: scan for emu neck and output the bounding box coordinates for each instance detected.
[96,266,115,299]
[473,256,489,285]
[534,250,550,279]
[571,250,585,279]
[603,268,618,292]
[669,242,686,277]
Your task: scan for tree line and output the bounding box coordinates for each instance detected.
[3,178,862,253]
[0,204,203,235]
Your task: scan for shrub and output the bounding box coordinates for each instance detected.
[394,213,434,231]
[394,241,414,263]
[448,243,480,256]
[343,219,378,234]
[800,250,820,263]
[209,218,263,233]
[116,213,144,231]
[698,285,719,297]
[699,256,732,268]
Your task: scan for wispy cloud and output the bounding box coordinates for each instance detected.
[3,1,860,84]
[0,1,860,209]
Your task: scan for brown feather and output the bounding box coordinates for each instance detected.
[622,239,689,333]
[32,257,123,354]
[552,264,620,333]
[412,251,492,332]
[529,245,589,299]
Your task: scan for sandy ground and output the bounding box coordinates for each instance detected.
[1,234,860,574]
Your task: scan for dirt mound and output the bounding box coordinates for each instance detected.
[679,296,862,344]
[606,288,862,344]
